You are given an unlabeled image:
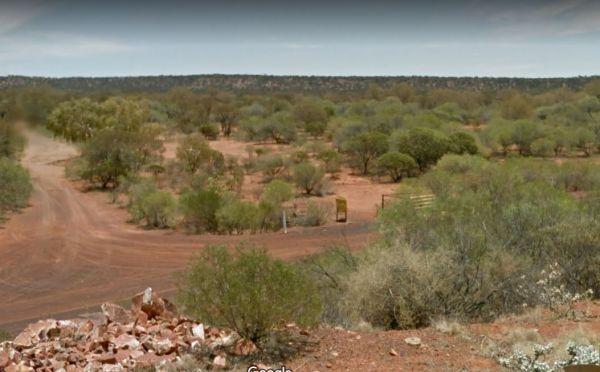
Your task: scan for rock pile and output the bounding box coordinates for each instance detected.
[0,288,255,371]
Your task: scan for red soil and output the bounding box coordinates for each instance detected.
[0,131,377,331]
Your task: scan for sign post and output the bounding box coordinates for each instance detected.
[335,197,347,222]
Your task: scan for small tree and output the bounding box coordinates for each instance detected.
[79,128,154,188]
[129,190,177,229]
[343,131,389,175]
[392,128,449,170]
[448,132,478,155]
[256,154,288,181]
[180,188,222,233]
[0,121,25,159]
[376,152,418,182]
[259,180,294,230]
[47,98,104,142]
[0,158,32,216]
[213,103,239,137]
[292,162,325,195]
[176,134,223,174]
[177,246,322,343]
[317,148,341,175]
[531,138,555,157]
[216,199,261,234]
[574,128,596,156]
[510,120,543,155]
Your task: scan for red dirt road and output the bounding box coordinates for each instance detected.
[0,130,376,330]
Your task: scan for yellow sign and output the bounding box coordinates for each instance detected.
[335,197,347,222]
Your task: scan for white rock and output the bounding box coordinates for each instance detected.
[213,355,226,369]
[404,336,421,346]
[192,324,205,340]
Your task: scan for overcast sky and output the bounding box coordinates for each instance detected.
[1,0,599,77]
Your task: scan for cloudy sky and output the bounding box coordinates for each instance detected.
[1,0,599,77]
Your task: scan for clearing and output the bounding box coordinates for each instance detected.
[0,130,379,332]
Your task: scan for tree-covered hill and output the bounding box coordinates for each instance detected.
[1,74,598,93]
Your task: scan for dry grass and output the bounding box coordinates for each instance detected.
[433,318,465,336]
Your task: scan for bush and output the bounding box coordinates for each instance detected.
[448,132,479,155]
[317,148,341,175]
[198,123,219,140]
[78,128,162,188]
[259,180,294,230]
[299,200,332,226]
[531,138,555,157]
[338,244,526,329]
[176,134,223,174]
[128,181,177,228]
[292,162,325,195]
[256,154,288,182]
[391,127,450,171]
[177,246,322,342]
[0,121,25,158]
[0,157,32,218]
[343,131,388,175]
[180,188,222,233]
[376,152,418,182]
[216,198,261,234]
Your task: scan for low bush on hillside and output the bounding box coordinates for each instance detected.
[0,157,33,220]
[177,246,322,343]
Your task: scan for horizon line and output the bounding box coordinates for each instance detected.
[2,73,599,80]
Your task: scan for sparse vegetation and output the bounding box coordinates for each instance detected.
[177,246,322,342]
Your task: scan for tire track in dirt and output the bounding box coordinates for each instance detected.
[0,130,376,330]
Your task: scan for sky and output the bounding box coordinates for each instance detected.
[1,0,599,77]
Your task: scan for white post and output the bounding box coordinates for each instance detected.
[282,209,287,234]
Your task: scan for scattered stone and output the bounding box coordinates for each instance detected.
[389,348,398,356]
[404,337,421,346]
[213,355,227,369]
[191,324,205,339]
[0,289,255,370]
[101,304,132,324]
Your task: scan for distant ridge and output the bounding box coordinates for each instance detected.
[1,74,598,93]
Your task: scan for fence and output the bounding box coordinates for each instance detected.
[381,193,435,210]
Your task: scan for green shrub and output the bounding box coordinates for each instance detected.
[176,133,223,174]
[0,121,25,158]
[177,246,322,342]
[343,131,388,175]
[317,148,341,175]
[391,127,450,171]
[128,181,177,228]
[216,198,261,234]
[531,137,555,157]
[256,154,288,182]
[198,123,219,140]
[180,188,223,233]
[376,152,418,182]
[259,180,294,230]
[292,162,325,195]
[0,157,32,217]
[78,127,162,188]
[448,132,479,155]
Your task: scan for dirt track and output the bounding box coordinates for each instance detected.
[0,130,376,331]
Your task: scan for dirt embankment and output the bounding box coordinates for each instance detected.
[0,130,377,331]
